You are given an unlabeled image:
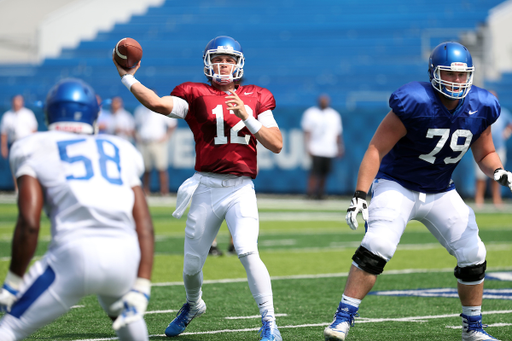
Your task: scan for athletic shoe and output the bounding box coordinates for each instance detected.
[208,245,223,256]
[324,303,359,341]
[259,319,282,341]
[461,314,500,341]
[164,299,206,337]
[227,243,236,255]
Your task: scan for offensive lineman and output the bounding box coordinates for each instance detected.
[113,36,283,341]
[324,42,512,341]
[0,78,154,341]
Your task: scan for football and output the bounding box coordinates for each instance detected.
[114,37,143,69]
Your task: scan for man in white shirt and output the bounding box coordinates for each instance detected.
[1,95,38,192]
[134,101,177,195]
[1,95,38,159]
[111,96,135,143]
[301,94,344,199]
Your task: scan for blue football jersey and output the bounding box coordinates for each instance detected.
[377,82,500,193]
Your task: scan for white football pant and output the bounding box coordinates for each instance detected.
[182,173,274,314]
[0,233,147,341]
[361,179,486,271]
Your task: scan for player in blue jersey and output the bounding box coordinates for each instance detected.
[324,42,512,341]
[0,78,154,341]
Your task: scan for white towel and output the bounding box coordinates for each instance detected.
[172,173,202,219]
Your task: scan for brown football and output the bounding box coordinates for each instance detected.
[114,37,143,69]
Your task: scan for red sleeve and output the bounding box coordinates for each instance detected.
[257,86,276,114]
[170,82,195,102]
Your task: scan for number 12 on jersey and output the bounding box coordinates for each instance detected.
[213,104,252,145]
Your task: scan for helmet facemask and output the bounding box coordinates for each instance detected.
[431,63,474,99]
[204,49,244,85]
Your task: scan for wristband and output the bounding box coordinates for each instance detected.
[353,190,367,200]
[243,116,263,134]
[5,270,23,291]
[121,74,140,91]
[133,277,151,296]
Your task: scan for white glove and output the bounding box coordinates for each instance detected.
[110,278,151,330]
[494,168,512,191]
[345,191,369,230]
[0,271,23,313]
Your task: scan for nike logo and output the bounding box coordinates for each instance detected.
[469,110,478,115]
[258,301,269,306]
[244,92,253,95]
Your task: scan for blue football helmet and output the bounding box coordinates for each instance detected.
[428,42,474,99]
[44,78,99,134]
[203,36,244,85]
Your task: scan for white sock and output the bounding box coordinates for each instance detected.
[462,306,481,316]
[183,271,203,305]
[239,253,275,321]
[115,317,149,341]
[342,294,362,308]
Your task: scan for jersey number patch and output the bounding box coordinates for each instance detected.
[419,128,473,164]
[57,139,123,185]
[213,105,252,145]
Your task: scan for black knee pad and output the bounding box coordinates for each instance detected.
[454,260,486,282]
[352,246,387,275]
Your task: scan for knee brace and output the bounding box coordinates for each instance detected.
[352,246,387,275]
[454,260,486,283]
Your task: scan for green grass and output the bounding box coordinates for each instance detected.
[0,200,511,340]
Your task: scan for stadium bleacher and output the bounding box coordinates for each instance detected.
[0,0,504,110]
[0,0,507,195]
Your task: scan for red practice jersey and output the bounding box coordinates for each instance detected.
[171,82,276,178]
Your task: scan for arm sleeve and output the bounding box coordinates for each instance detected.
[168,96,189,119]
[9,139,37,178]
[258,110,278,128]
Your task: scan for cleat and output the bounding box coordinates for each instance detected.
[461,314,500,341]
[208,245,223,256]
[259,319,282,341]
[227,243,236,255]
[324,303,359,341]
[164,299,206,337]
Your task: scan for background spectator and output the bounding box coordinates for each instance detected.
[474,90,512,207]
[110,96,135,143]
[1,95,38,159]
[134,100,177,196]
[96,94,113,134]
[301,94,344,200]
[1,94,38,192]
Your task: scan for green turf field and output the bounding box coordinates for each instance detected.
[0,195,511,340]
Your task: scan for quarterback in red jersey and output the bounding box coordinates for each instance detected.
[114,36,283,341]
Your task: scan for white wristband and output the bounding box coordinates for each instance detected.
[121,74,140,91]
[243,116,263,134]
[133,277,151,296]
[6,270,23,290]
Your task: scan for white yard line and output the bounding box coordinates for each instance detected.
[151,267,512,287]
